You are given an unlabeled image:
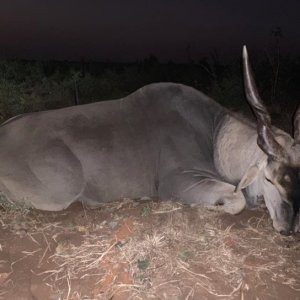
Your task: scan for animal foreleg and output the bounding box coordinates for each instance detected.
[159,172,246,215]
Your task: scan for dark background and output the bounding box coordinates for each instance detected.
[1,0,300,61]
[0,0,299,131]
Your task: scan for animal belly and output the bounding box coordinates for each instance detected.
[81,169,156,205]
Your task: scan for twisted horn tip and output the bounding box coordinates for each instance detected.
[242,45,248,59]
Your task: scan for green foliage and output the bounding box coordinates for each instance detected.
[0,54,299,127]
[178,250,193,261]
[0,193,33,215]
[0,60,74,121]
[210,74,244,111]
[141,205,152,217]
[0,79,24,121]
[137,259,150,270]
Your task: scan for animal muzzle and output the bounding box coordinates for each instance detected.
[279,228,293,236]
[273,201,296,235]
[272,220,293,235]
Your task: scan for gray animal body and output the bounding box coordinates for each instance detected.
[0,47,299,234]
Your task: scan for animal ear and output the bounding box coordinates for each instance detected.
[235,159,267,192]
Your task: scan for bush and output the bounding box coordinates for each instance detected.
[0,55,299,131]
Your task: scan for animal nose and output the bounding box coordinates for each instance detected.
[279,229,293,236]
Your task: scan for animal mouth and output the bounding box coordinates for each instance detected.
[272,217,294,235]
[280,228,293,236]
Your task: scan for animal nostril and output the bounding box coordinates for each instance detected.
[279,229,292,236]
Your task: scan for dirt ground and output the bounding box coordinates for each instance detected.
[0,198,299,300]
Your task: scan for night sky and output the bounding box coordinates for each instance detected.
[1,0,300,62]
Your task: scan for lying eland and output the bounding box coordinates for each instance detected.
[0,47,299,234]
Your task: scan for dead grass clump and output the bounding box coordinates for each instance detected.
[0,194,33,216]
[1,199,299,299]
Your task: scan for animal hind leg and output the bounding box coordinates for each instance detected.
[26,139,85,210]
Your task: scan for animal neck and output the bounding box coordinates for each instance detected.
[214,115,266,184]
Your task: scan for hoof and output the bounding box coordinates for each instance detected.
[222,193,246,215]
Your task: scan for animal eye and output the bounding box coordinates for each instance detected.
[265,177,273,184]
[283,174,291,183]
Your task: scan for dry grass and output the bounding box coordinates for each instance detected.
[0,199,299,299]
